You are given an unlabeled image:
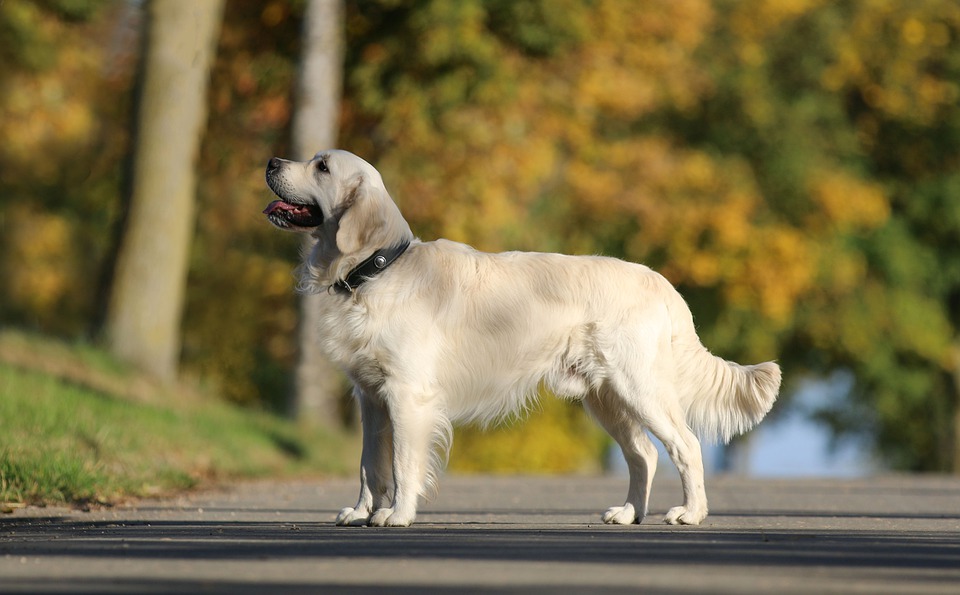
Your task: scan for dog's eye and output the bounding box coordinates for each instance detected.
[317,159,329,173]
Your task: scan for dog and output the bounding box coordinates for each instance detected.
[264,149,781,527]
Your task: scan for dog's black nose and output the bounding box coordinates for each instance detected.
[267,157,282,172]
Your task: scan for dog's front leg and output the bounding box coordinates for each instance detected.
[367,393,438,527]
[336,389,394,526]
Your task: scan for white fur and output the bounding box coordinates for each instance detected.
[264,149,782,527]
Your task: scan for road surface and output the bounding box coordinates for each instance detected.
[2,474,959,593]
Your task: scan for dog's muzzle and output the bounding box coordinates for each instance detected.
[263,158,324,230]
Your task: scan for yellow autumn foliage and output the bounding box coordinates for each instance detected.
[5,0,960,470]
[809,171,890,232]
[2,207,75,316]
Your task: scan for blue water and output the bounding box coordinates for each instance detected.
[609,373,877,478]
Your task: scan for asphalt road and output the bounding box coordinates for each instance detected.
[2,474,959,594]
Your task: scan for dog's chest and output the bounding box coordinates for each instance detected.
[315,295,386,374]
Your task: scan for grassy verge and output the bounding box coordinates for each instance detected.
[0,330,352,507]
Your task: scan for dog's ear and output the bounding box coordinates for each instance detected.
[335,176,384,256]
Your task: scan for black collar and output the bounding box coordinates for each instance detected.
[334,241,411,294]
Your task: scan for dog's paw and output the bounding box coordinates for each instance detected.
[601,504,640,525]
[663,505,707,526]
[335,507,371,526]
[368,507,415,527]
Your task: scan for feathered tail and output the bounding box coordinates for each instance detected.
[658,276,781,444]
[677,346,782,444]
[644,272,782,444]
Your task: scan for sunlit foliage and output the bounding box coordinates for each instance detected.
[3,0,960,470]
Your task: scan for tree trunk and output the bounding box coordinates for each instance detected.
[289,0,346,424]
[951,344,960,474]
[104,0,224,382]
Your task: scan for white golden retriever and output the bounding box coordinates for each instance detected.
[264,149,781,527]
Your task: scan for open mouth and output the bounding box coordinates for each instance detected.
[262,200,324,230]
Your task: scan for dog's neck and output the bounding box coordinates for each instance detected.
[298,210,415,295]
[333,240,411,294]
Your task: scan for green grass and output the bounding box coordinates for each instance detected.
[0,331,351,506]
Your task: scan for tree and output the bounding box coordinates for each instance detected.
[0,0,125,336]
[673,0,960,471]
[289,0,347,424]
[7,0,960,473]
[801,0,960,472]
[104,0,224,382]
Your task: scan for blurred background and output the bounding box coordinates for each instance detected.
[2,0,959,483]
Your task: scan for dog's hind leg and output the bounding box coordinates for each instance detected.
[640,391,709,525]
[603,349,708,525]
[336,388,394,526]
[585,387,658,525]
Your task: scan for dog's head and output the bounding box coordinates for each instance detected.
[264,150,413,286]
[264,150,381,231]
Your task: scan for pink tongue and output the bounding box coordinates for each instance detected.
[263,200,287,215]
